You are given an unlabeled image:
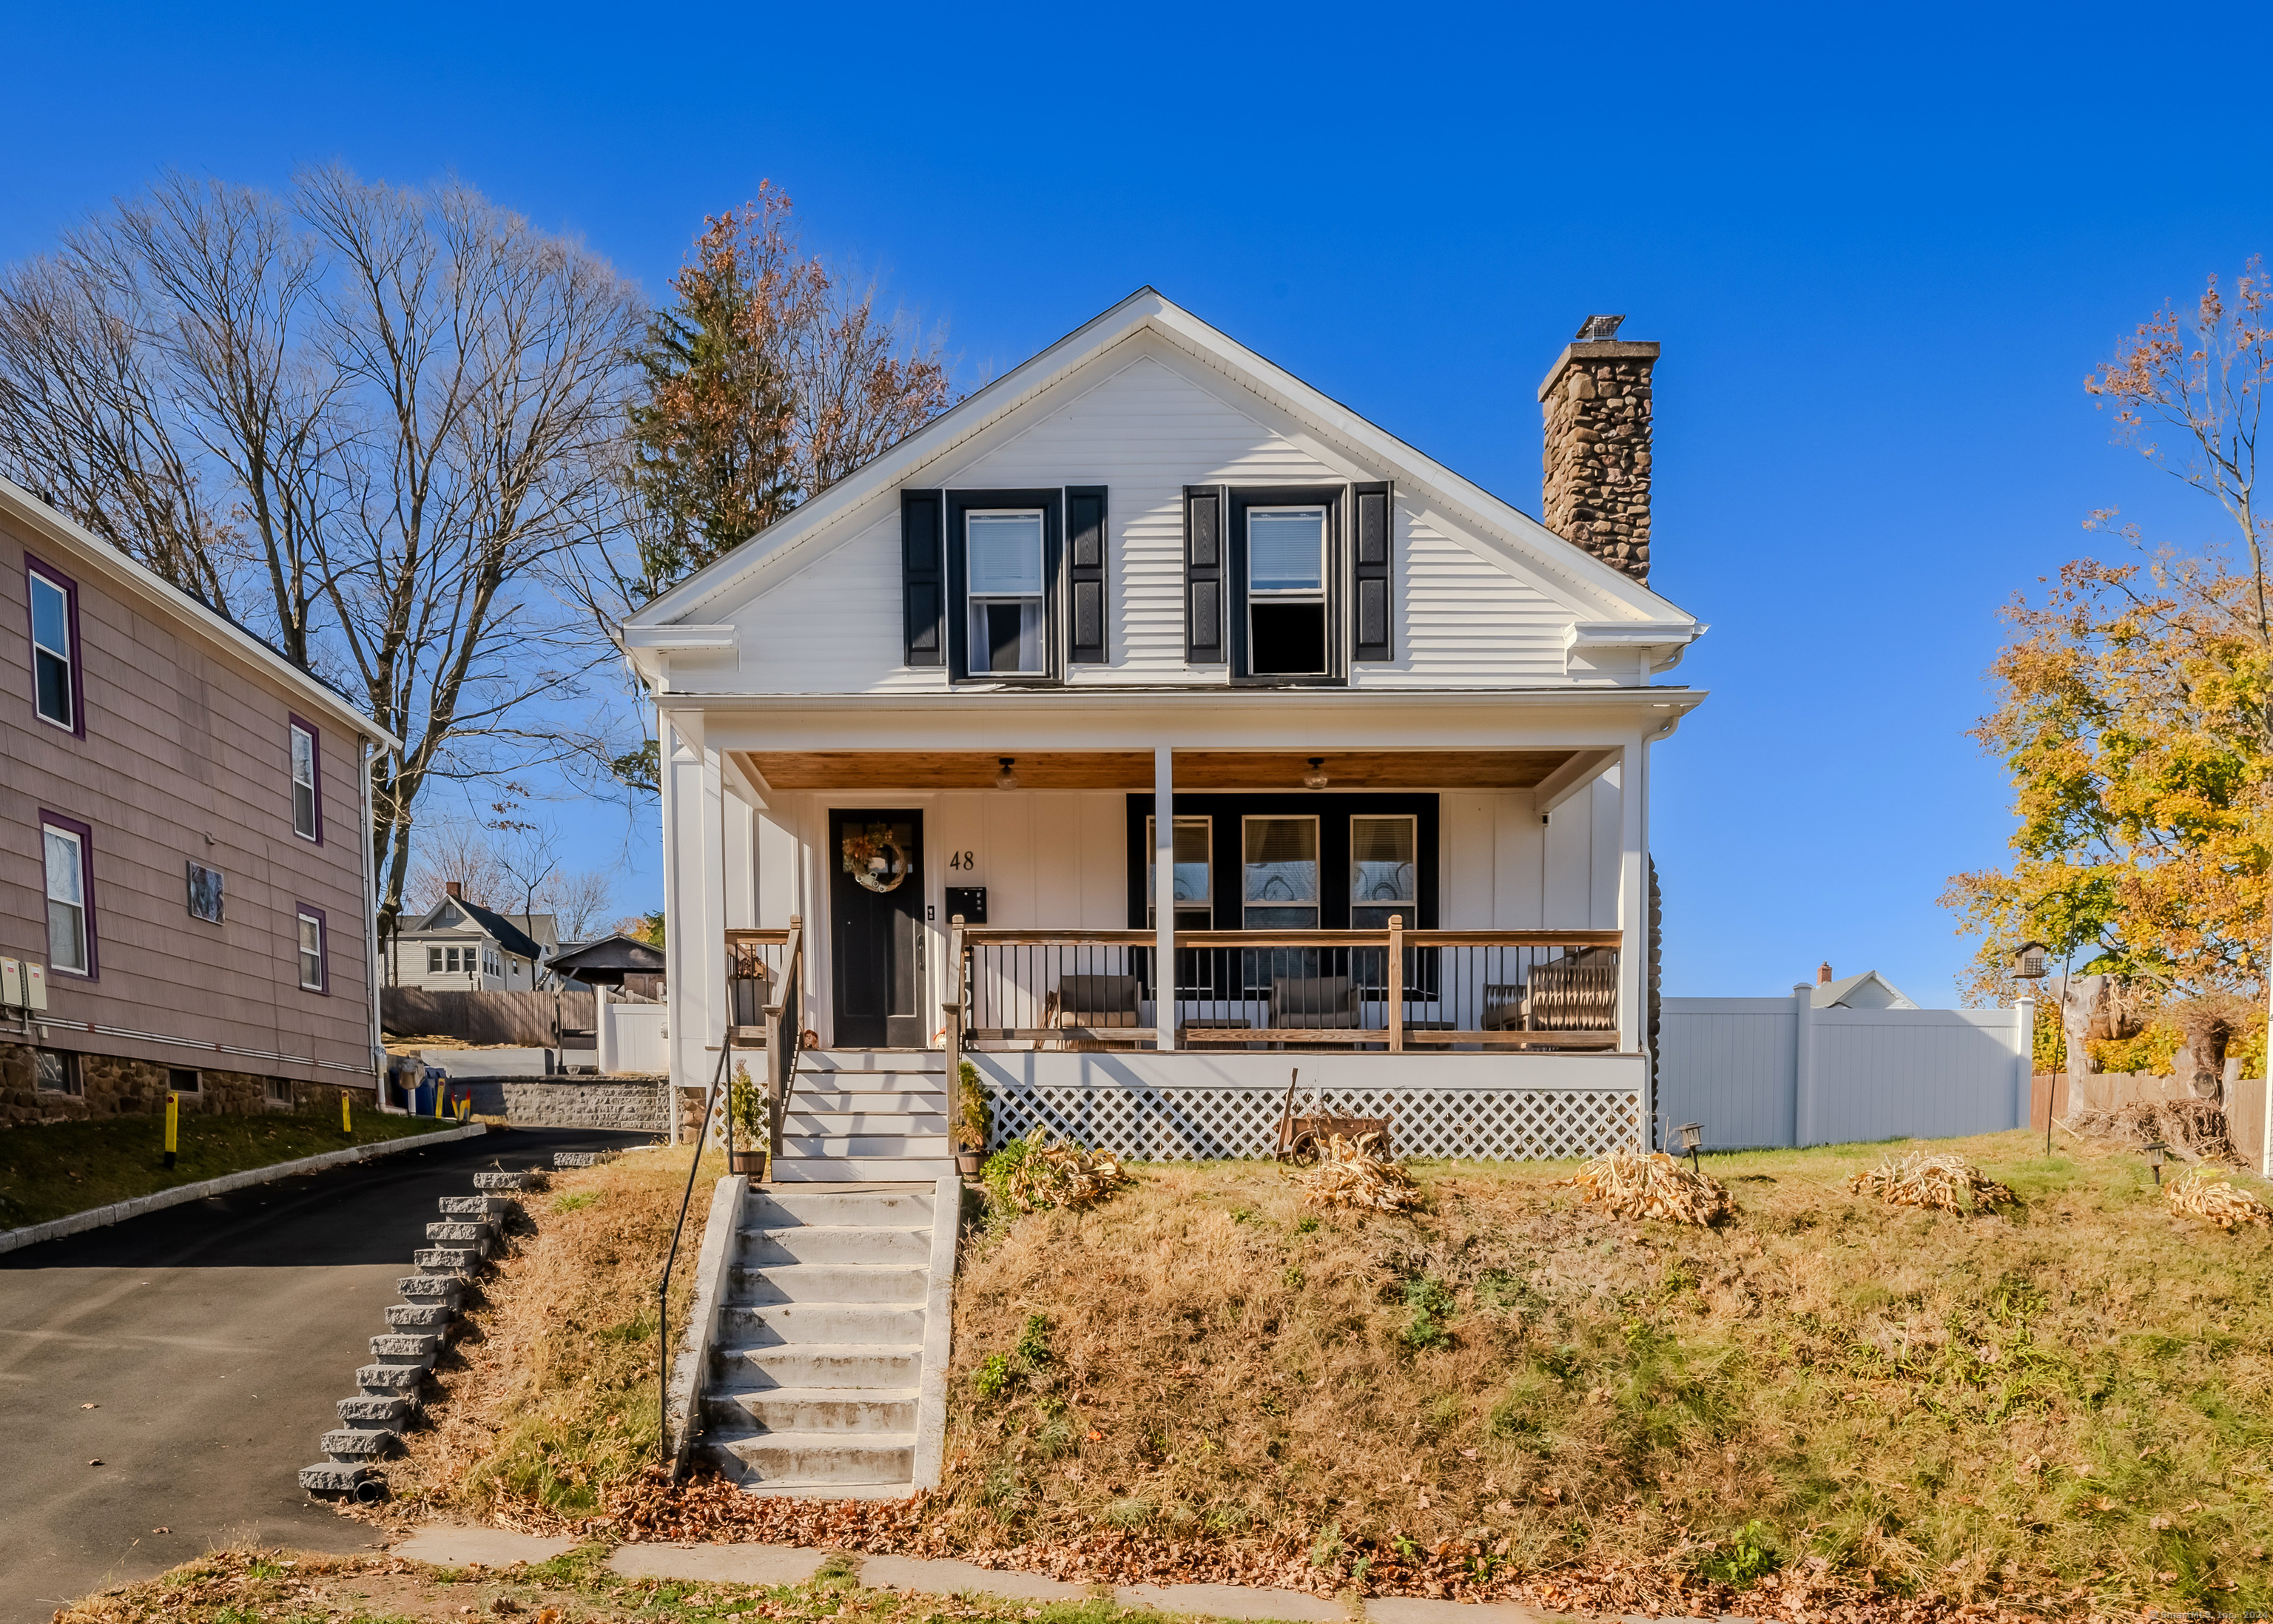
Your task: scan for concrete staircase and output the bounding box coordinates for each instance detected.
[697,1182,941,1496]
[772,1051,954,1182]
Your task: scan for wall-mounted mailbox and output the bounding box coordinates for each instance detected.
[945,886,988,925]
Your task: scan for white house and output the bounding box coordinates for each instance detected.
[387,884,550,991]
[619,292,1705,1178]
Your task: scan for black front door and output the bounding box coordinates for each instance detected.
[829,809,926,1048]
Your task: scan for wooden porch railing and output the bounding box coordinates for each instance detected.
[943,920,1622,1053]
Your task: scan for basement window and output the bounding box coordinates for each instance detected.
[35,1050,81,1096]
[169,1067,201,1095]
[1245,508,1327,676]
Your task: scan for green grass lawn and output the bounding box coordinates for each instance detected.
[0,1105,458,1229]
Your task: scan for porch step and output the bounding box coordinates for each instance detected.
[781,1110,946,1136]
[713,1341,925,1389]
[770,1157,956,1182]
[702,1386,919,1432]
[781,1090,945,1115]
[798,1050,947,1075]
[719,1301,927,1345]
[738,1223,932,1267]
[727,1262,929,1304]
[779,1132,952,1161]
[702,1430,917,1489]
[747,1188,935,1226]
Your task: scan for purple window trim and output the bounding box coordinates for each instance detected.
[294,902,330,995]
[37,808,99,981]
[24,553,87,740]
[287,713,324,845]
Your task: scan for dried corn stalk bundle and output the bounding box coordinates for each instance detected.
[1564,1150,1734,1227]
[2164,1165,2272,1230]
[1846,1151,2017,1213]
[991,1128,1131,1213]
[1299,1131,1420,1213]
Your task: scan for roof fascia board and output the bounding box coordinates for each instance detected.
[0,476,401,750]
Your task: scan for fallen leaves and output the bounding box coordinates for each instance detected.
[1565,1150,1734,1226]
[1846,1152,2017,1214]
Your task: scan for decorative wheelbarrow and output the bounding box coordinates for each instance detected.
[1272,1068,1390,1162]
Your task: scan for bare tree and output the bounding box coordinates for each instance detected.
[404,816,511,909]
[539,869,615,940]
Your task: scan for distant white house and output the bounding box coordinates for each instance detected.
[1809,966,1917,1011]
[387,883,552,991]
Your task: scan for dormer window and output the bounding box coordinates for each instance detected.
[966,511,1046,675]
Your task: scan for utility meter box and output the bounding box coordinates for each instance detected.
[944,886,987,925]
[23,962,48,1011]
[0,958,19,1007]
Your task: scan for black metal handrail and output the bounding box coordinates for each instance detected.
[656,1035,731,1473]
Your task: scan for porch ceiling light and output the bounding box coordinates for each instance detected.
[994,756,1018,790]
[1303,756,1329,790]
[2011,940,2049,980]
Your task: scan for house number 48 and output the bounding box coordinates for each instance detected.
[946,850,977,870]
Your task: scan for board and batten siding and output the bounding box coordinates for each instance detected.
[707,342,1584,694]
[0,516,374,1084]
[1658,996,2032,1150]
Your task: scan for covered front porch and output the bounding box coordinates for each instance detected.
[659,693,1684,1159]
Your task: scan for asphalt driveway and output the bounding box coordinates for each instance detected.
[0,1124,652,1620]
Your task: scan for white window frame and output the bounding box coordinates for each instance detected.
[27,562,75,731]
[1244,506,1330,677]
[35,1049,81,1096]
[296,908,327,992]
[964,508,1048,676]
[43,822,90,975]
[289,721,320,842]
[1145,815,1215,929]
[1241,814,1321,930]
[427,946,442,973]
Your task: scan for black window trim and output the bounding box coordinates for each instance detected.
[1226,483,1347,687]
[944,487,1065,685]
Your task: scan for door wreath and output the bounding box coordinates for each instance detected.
[842,824,910,893]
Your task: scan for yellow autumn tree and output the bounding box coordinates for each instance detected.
[1945,263,2273,1078]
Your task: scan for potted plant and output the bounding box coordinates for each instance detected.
[726,1062,768,1177]
[952,1059,990,1177]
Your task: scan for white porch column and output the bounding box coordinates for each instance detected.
[661,716,730,1137]
[1616,738,1647,1071]
[1154,744,1178,1051]
[595,982,616,1076]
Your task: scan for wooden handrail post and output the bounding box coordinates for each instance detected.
[1387,915,1405,1054]
[943,914,966,1060]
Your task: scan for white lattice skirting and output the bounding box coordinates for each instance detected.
[966,1051,1649,1162]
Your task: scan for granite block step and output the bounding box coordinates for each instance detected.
[321,1428,397,1461]
[370,1332,439,1367]
[337,1393,418,1427]
[396,1275,465,1305]
[414,1246,482,1273]
[298,1463,374,1494]
[474,1170,546,1190]
[424,1220,496,1247]
[385,1301,454,1332]
[357,1363,425,1393]
[438,1193,514,1216]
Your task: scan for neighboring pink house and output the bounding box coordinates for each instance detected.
[0,476,397,1125]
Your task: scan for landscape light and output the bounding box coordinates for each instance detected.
[1677,1121,1704,1175]
[2145,1138,2168,1186]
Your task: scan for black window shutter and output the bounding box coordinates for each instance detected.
[1066,485,1108,664]
[1183,484,1225,664]
[1352,481,1393,662]
[901,491,943,666]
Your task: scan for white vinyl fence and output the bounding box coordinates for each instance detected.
[1657,994,2032,1150]
[598,998,670,1075]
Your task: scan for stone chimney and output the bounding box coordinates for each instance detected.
[445,880,463,900]
[1538,314,1659,583]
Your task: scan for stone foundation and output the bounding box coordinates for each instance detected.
[0,1042,360,1128]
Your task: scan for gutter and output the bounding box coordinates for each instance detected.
[360,736,396,1111]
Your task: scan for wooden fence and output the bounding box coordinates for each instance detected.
[381,988,595,1048]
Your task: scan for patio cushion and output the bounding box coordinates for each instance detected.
[1057,974,1142,1028]
[1273,974,1359,1029]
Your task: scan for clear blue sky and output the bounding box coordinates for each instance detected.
[6,2,2266,1001]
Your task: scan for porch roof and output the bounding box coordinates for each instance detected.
[735,748,1588,792]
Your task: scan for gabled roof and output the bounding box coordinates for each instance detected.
[405,897,545,963]
[1812,971,1919,1011]
[547,933,667,981]
[0,474,400,749]
[622,288,1700,653]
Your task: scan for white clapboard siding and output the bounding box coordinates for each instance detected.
[710,346,1584,693]
[1659,997,2030,1150]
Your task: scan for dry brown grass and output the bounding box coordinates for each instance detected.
[938,1131,2273,1614]
[377,1142,722,1524]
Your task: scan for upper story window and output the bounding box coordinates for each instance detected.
[1246,507,1329,676]
[27,557,81,732]
[966,511,1046,675]
[289,718,323,842]
[41,812,95,977]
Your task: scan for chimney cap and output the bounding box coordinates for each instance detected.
[445,880,463,900]
[1574,314,1626,341]
[1818,961,1833,984]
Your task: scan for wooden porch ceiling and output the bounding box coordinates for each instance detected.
[737,749,1580,792]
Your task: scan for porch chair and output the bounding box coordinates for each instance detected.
[1270,974,1361,1037]
[1053,974,1146,1050]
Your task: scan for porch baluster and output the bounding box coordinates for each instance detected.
[1387,914,1405,1054]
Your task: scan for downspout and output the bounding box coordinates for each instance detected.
[359,736,397,1111]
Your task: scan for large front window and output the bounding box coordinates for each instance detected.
[1350,815,1418,930]
[1145,816,1214,930]
[966,511,1045,675]
[1246,507,1327,676]
[1242,815,1319,929]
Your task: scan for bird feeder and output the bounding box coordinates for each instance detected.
[2011,941,2049,980]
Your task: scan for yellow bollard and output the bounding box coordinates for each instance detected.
[342,1092,351,1133]
[164,1091,178,1169]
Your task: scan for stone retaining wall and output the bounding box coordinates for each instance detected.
[455,1077,667,1133]
[1,1041,354,1128]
